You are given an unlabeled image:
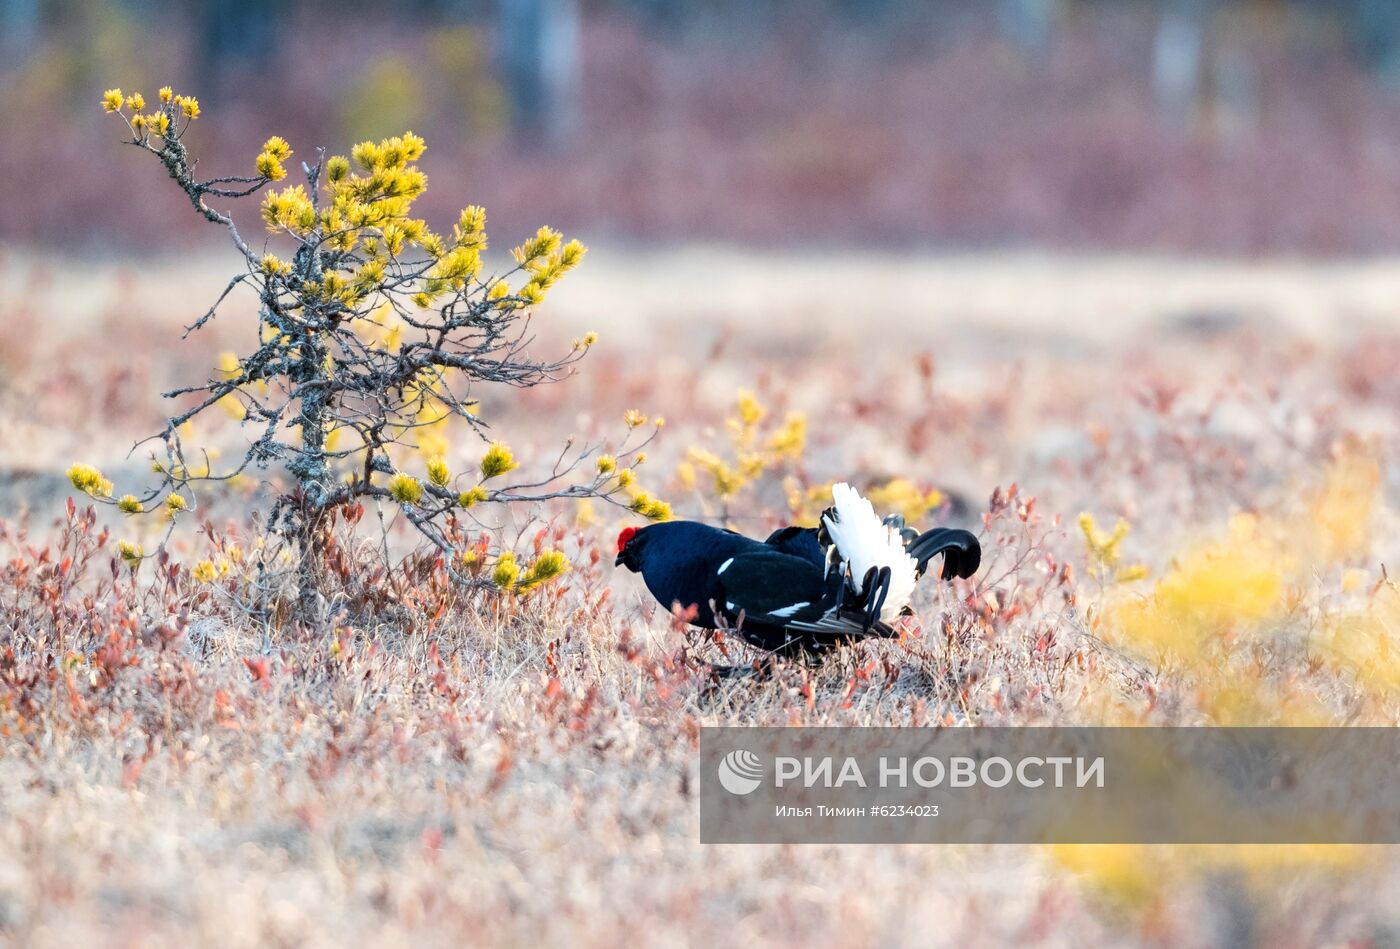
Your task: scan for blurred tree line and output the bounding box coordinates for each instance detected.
[3,0,1400,150]
[10,0,1400,253]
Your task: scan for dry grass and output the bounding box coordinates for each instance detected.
[3,246,1400,946]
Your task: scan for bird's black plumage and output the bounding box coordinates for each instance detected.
[617,496,981,658]
[615,521,879,654]
[907,527,981,580]
[762,525,827,564]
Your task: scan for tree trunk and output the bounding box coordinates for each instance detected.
[500,0,582,149]
[289,332,333,618]
[201,0,280,72]
[0,0,38,61]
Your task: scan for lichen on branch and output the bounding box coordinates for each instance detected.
[83,86,669,595]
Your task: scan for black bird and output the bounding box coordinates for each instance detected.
[615,482,980,658]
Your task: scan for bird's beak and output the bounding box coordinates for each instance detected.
[613,553,625,567]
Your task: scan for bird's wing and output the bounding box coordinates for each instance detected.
[715,550,895,638]
[762,525,825,566]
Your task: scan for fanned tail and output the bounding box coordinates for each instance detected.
[907,527,981,581]
[821,483,918,627]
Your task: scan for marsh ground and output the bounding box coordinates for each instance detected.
[3,246,1400,946]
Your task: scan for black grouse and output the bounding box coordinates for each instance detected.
[615,482,980,657]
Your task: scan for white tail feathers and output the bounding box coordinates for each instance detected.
[821,482,918,623]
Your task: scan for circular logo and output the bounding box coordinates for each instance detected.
[717,749,764,795]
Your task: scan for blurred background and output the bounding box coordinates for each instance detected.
[8,8,1400,943]
[10,0,1400,254]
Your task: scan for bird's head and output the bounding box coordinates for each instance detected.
[614,525,645,570]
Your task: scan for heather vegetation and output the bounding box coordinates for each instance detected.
[6,2,1400,940]
[3,226,1400,941]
